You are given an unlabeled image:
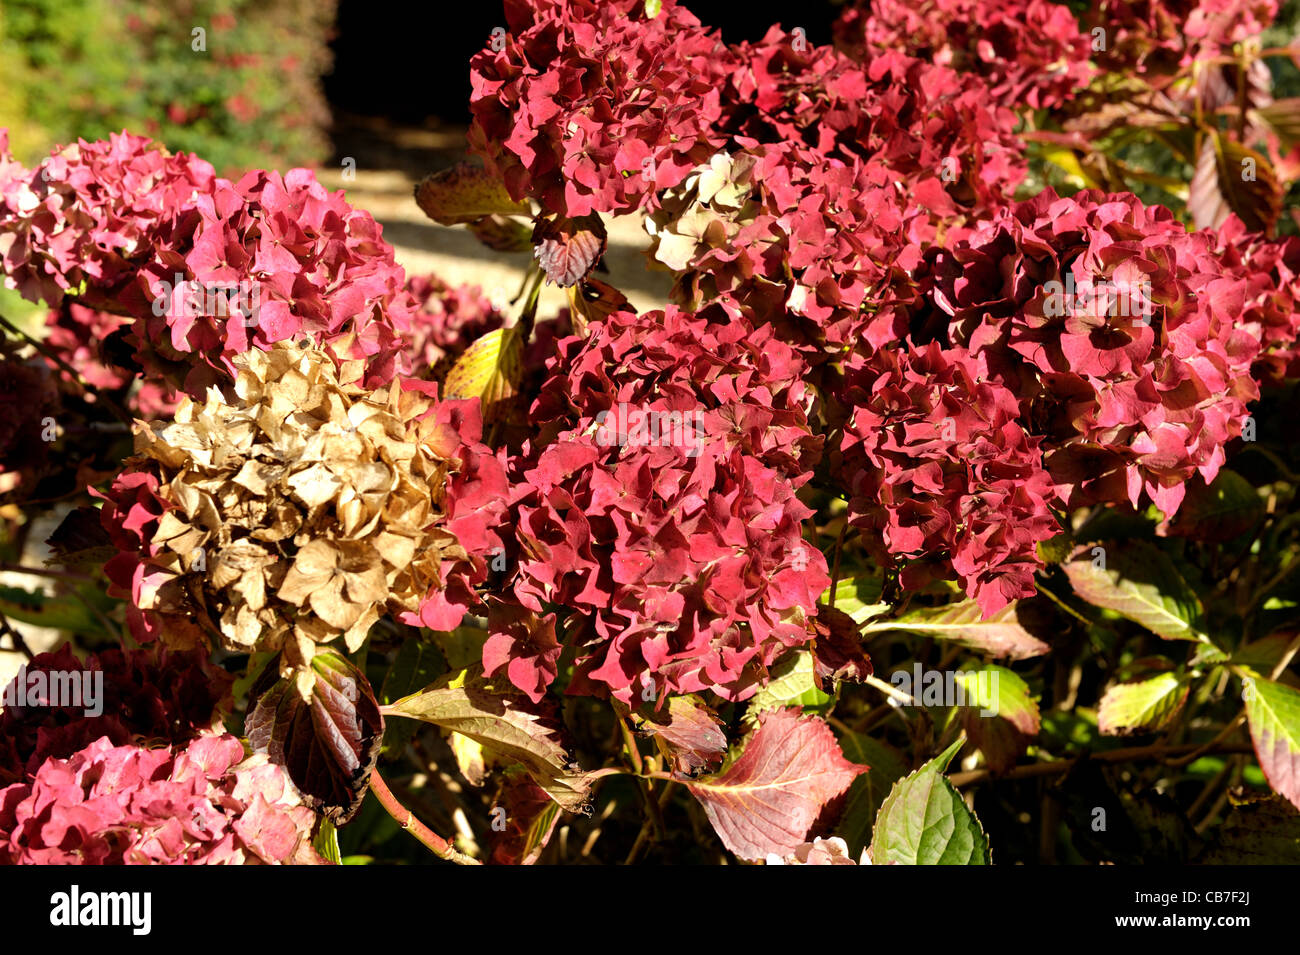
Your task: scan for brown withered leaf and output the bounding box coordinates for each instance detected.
[565,278,632,338]
[532,214,608,287]
[44,505,115,569]
[414,161,530,225]
[247,649,385,825]
[684,709,865,861]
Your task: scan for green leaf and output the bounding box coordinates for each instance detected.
[869,738,990,865]
[743,650,831,725]
[1244,676,1300,811]
[952,665,1040,735]
[1062,541,1205,641]
[838,732,907,854]
[823,575,888,624]
[953,665,1040,773]
[1098,669,1189,736]
[387,667,591,812]
[864,600,1049,660]
[313,818,341,864]
[0,584,100,632]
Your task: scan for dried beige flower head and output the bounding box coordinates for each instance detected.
[132,340,465,661]
[644,151,758,273]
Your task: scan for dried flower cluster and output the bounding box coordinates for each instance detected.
[99,340,471,658]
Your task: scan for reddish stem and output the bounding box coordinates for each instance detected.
[368,770,481,865]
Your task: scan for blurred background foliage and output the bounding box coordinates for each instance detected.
[0,0,337,174]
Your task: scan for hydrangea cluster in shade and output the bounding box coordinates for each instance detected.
[0,735,320,864]
[0,340,60,499]
[498,305,828,704]
[1084,0,1278,74]
[1214,215,1300,386]
[837,343,1058,614]
[42,303,179,418]
[929,189,1259,517]
[0,644,231,787]
[832,0,1095,110]
[403,273,506,379]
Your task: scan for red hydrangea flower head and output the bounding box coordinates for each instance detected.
[834,0,1095,111]
[930,188,1260,516]
[468,0,734,217]
[838,342,1058,614]
[500,305,829,703]
[0,644,232,786]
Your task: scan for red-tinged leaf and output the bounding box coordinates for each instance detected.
[631,695,727,775]
[1244,677,1300,812]
[532,214,608,287]
[246,650,385,825]
[414,161,530,225]
[864,600,1050,660]
[386,667,591,812]
[1098,668,1189,736]
[1062,542,1204,641]
[954,665,1040,774]
[488,774,561,865]
[684,709,865,861]
[1187,132,1281,233]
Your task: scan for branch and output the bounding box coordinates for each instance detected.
[368,770,481,865]
[949,740,1255,788]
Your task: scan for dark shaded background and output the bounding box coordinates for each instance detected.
[324,0,844,123]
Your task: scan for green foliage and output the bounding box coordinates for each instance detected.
[0,0,336,172]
